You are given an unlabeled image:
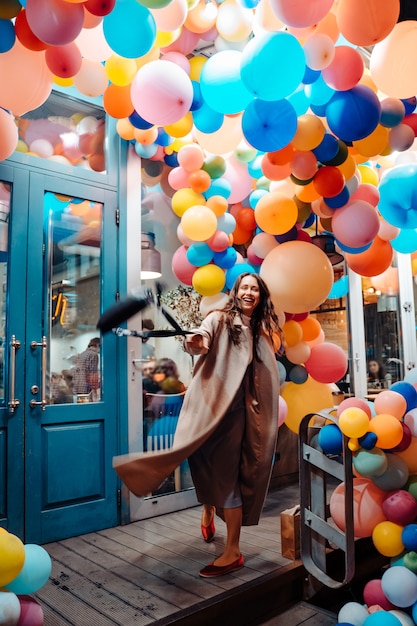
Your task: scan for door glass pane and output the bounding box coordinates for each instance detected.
[0,182,9,403]
[362,257,404,390]
[46,192,102,404]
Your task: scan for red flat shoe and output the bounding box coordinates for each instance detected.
[199,555,244,578]
[201,518,215,543]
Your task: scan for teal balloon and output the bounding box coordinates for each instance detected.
[186,243,214,267]
[6,544,52,594]
[392,229,417,253]
[305,74,335,107]
[103,0,156,59]
[353,448,388,478]
[213,247,237,269]
[193,101,224,133]
[200,50,253,115]
[242,98,298,152]
[204,178,231,200]
[288,84,310,116]
[379,164,417,229]
[241,31,305,101]
[328,275,349,299]
[247,155,264,178]
[225,263,255,289]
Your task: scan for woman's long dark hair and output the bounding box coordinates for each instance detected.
[217,272,283,357]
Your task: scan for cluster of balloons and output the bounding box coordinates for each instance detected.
[0,529,51,625]
[312,376,417,625]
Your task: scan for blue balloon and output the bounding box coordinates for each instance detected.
[288,85,310,116]
[390,381,417,412]
[358,431,378,450]
[328,275,349,299]
[103,0,156,59]
[323,186,350,209]
[326,85,381,142]
[313,133,339,163]
[213,247,237,269]
[309,102,328,117]
[241,31,305,101]
[134,142,157,158]
[193,100,224,133]
[318,424,343,455]
[249,189,268,209]
[402,524,417,551]
[6,544,52,595]
[275,226,298,243]
[200,50,253,115]
[0,19,15,53]
[186,242,214,267]
[204,178,231,200]
[164,152,178,167]
[335,239,372,254]
[305,74,335,107]
[378,164,417,229]
[225,263,255,290]
[242,99,298,152]
[304,213,316,228]
[155,128,173,147]
[190,80,203,111]
[129,110,153,129]
[303,65,321,85]
[392,229,417,253]
[402,97,417,115]
[289,364,308,384]
[247,155,264,178]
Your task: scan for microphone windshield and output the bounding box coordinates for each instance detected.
[97,296,151,334]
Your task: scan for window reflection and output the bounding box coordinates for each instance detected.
[46,192,102,404]
[0,181,9,402]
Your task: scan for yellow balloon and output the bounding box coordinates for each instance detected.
[372,521,404,557]
[54,76,74,87]
[0,532,25,587]
[165,112,194,138]
[155,28,181,48]
[171,188,205,218]
[338,407,370,438]
[189,55,207,81]
[181,204,217,241]
[292,114,326,151]
[192,264,226,296]
[282,320,303,348]
[281,376,333,434]
[105,55,137,87]
[358,164,379,186]
[353,125,389,158]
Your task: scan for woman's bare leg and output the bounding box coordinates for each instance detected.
[212,505,242,566]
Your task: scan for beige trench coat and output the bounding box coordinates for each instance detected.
[113,311,280,525]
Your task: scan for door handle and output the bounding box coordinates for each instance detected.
[30,336,47,411]
[8,335,21,413]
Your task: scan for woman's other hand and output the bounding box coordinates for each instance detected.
[184,333,209,355]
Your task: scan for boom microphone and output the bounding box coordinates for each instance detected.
[97,295,152,334]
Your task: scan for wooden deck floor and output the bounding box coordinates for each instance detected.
[35,483,329,626]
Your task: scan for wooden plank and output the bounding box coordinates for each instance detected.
[258,602,336,626]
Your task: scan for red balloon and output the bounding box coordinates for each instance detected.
[14,9,48,51]
[305,342,348,383]
[45,42,82,78]
[26,0,85,46]
[363,579,395,611]
[84,0,116,16]
[313,166,345,198]
[382,489,417,525]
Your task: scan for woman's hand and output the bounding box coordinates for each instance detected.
[184,333,209,355]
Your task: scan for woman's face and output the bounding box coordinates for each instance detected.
[369,361,379,374]
[238,275,260,316]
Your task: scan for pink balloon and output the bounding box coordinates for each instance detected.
[151,0,188,32]
[172,245,196,285]
[168,166,191,191]
[222,156,253,204]
[305,342,348,383]
[26,0,85,46]
[331,200,380,249]
[130,60,193,126]
[322,46,364,91]
[0,108,18,161]
[17,595,44,626]
[206,230,230,252]
[160,27,200,55]
[269,0,333,28]
[161,51,190,74]
[350,183,380,207]
[337,396,372,419]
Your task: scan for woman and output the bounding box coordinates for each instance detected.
[367,359,387,388]
[113,273,283,577]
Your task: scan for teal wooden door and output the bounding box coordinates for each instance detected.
[0,165,120,543]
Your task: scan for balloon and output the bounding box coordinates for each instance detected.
[131,60,193,126]
[103,0,156,58]
[26,0,84,46]
[370,21,417,100]
[304,342,348,384]
[326,85,381,143]
[292,113,326,151]
[17,595,44,626]
[199,292,228,316]
[254,192,298,235]
[192,264,225,296]
[381,565,417,607]
[373,454,409,491]
[181,205,217,241]
[0,108,18,161]
[242,98,298,152]
[338,602,370,626]
[338,407,370,439]
[378,165,417,229]
[317,423,343,455]
[281,376,333,433]
[329,477,387,538]
[373,522,405,557]
[374,391,407,420]
[368,413,404,449]
[240,31,305,101]
[353,448,388,478]
[260,241,333,314]
[364,579,395,611]
[382,490,417,526]
[199,50,252,115]
[321,45,364,91]
[390,381,417,413]
[5,543,51,595]
[45,42,82,79]
[84,0,116,15]
[172,245,196,285]
[0,532,25,587]
[345,237,393,278]
[337,397,372,419]
[0,592,20,625]
[336,0,400,47]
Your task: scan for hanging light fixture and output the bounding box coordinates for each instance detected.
[141,232,161,279]
[311,220,344,267]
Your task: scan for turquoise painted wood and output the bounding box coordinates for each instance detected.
[0,163,121,544]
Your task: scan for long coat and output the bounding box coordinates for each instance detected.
[113,311,280,525]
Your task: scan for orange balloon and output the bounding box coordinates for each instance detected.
[368,413,404,449]
[206,195,228,216]
[102,83,134,119]
[336,0,400,46]
[116,118,135,141]
[232,223,252,245]
[345,236,393,277]
[254,192,298,235]
[266,144,295,165]
[188,169,211,193]
[282,320,303,347]
[298,316,322,342]
[397,436,417,473]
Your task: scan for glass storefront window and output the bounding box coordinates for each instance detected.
[0,182,9,402]
[46,191,102,404]
[15,91,106,174]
